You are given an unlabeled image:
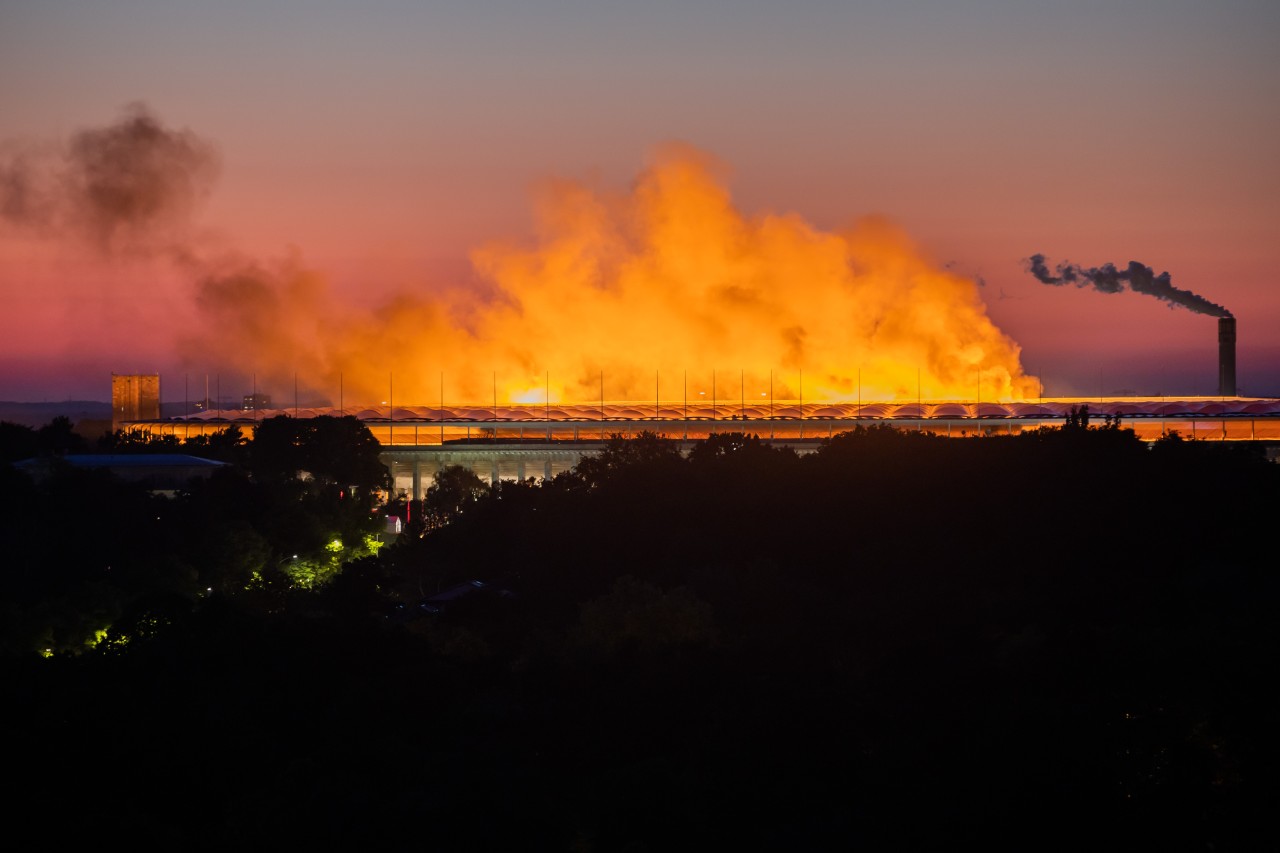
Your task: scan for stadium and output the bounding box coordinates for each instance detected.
[113,370,1280,499]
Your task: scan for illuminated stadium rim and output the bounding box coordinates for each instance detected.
[162,397,1280,423]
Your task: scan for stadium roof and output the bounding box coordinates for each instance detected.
[170,398,1280,423]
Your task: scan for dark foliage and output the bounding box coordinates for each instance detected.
[0,415,89,462]
[0,415,388,654]
[3,424,1279,850]
[248,415,390,497]
[96,423,250,461]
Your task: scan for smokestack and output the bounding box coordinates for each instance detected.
[1218,317,1237,397]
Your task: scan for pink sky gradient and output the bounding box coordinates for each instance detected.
[2,1,1278,402]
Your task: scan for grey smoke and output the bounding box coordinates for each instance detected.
[1026,253,1231,318]
[0,103,219,254]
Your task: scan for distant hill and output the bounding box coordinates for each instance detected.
[0,400,226,430]
[0,401,111,428]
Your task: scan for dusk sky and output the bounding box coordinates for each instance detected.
[2,0,1278,403]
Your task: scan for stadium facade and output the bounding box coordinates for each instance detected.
[116,394,1280,499]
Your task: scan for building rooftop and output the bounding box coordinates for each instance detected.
[159,397,1280,423]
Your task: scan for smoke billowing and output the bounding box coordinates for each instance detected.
[179,143,1039,405]
[4,106,1040,404]
[0,103,218,255]
[1026,253,1230,318]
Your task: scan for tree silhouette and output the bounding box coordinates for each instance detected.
[423,464,488,529]
[248,415,389,498]
[37,416,88,455]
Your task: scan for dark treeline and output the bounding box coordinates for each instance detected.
[0,415,389,654]
[3,417,1278,850]
[0,415,91,462]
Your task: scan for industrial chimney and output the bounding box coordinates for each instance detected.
[1218,317,1237,397]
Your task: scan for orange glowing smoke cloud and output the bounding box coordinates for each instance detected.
[186,143,1037,406]
[3,107,1035,404]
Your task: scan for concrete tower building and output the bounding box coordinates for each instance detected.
[112,373,160,431]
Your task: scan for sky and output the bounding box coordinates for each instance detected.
[1,0,1278,403]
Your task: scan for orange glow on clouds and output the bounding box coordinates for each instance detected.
[184,144,1037,405]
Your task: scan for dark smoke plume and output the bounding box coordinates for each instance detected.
[1026,253,1230,318]
[0,103,218,254]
